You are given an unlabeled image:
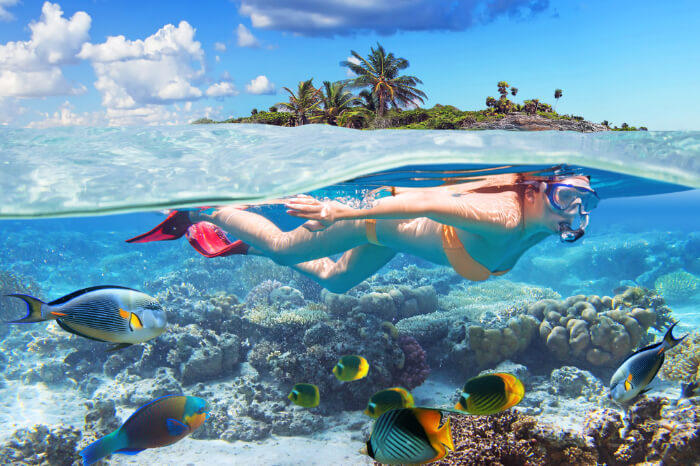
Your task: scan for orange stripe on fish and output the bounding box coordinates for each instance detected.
[624,373,633,391]
[119,308,129,319]
[50,311,67,316]
[657,347,665,355]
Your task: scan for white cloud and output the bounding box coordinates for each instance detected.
[345,55,360,77]
[236,24,260,47]
[0,0,19,21]
[0,2,91,97]
[79,21,205,109]
[245,75,275,95]
[206,81,238,97]
[214,41,226,52]
[26,100,98,128]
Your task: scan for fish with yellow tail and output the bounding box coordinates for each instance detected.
[362,407,454,464]
[4,286,166,350]
[364,387,414,418]
[80,395,209,465]
[610,322,686,404]
[454,373,525,415]
[332,355,369,381]
[288,383,320,408]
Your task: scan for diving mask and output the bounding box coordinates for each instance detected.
[546,183,599,214]
[558,208,589,242]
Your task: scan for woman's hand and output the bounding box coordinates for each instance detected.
[285,195,352,231]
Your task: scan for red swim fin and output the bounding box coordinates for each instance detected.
[126,211,192,243]
[185,222,249,258]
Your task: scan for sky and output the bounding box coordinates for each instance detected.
[0,0,698,129]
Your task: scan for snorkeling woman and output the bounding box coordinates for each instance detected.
[127,174,598,293]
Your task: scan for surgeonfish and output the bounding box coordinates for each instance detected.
[5,286,166,350]
[288,383,320,408]
[79,395,209,465]
[364,387,415,418]
[610,322,686,404]
[454,373,525,415]
[332,355,369,381]
[363,408,454,464]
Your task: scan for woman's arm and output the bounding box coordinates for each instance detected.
[286,190,521,235]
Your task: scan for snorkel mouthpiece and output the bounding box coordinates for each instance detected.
[558,211,589,242]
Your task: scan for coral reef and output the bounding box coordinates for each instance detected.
[430,411,597,466]
[655,270,700,302]
[395,335,430,390]
[427,287,675,373]
[549,366,606,402]
[659,331,700,383]
[0,424,82,466]
[584,396,700,465]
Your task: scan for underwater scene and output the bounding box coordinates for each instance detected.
[0,126,699,466]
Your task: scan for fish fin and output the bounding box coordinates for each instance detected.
[663,322,686,349]
[55,319,109,342]
[358,358,370,379]
[48,285,138,306]
[639,388,653,395]
[437,416,454,451]
[106,343,133,352]
[114,448,145,455]
[5,294,47,323]
[79,431,124,465]
[166,418,189,436]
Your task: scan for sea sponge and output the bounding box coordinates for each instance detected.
[655,270,700,302]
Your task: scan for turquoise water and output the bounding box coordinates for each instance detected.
[0,126,698,465]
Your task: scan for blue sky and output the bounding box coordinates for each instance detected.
[0,0,698,129]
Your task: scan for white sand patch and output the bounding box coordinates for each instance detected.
[0,380,86,441]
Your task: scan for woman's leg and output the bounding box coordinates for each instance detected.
[195,206,367,265]
[289,243,396,293]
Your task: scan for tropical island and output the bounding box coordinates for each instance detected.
[193,44,646,132]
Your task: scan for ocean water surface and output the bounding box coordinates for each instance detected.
[0,125,698,465]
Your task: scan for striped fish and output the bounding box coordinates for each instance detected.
[454,373,525,415]
[5,285,166,349]
[610,322,686,404]
[364,408,453,465]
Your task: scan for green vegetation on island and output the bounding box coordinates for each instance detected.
[193,44,646,132]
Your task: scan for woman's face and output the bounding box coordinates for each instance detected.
[531,177,596,240]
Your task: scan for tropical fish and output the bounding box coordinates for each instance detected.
[79,395,209,465]
[332,355,369,381]
[610,322,686,404]
[364,387,415,418]
[454,373,525,415]
[5,286,166,350]
[288,383,320,408]
[363,407,454,465]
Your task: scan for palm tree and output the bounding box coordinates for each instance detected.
[313,81,361,125]
[358,89,378,112]
[341,43,426,117]
[276,79,322,126]
[554,89,563,111]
